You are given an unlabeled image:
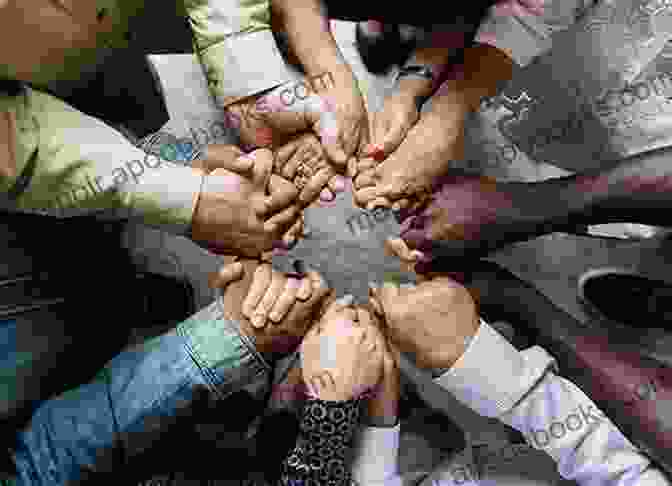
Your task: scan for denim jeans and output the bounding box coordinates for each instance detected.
[2,298,271,485]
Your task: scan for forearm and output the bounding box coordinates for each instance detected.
[9,299,270,485]
[430,43,514,117]
[515,144,672,233]
[434,316,670,485]
[467,263,672,479]
[272,0,346,79]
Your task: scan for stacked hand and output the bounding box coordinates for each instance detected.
[368,273,480,370]
[225,69,368,208]
[190,145,303,257]
[301,297,384,402]
[209,258,332,357]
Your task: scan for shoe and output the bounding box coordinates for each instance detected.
[355,22,417,75]
[578,268,672,329]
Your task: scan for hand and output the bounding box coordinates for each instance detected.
[228,71,369,170]
[192,144,249,174]
[368,277,480,370]
[392,175,537,273]
[365,90,421,162]
[353,96,467,211]
[301,297,383,402]
[274,133,348,207]
[304,66,370,168]
[216,259,333,357]
[210,259,314,328]
[190,148,302,257]
[364,314,400,426]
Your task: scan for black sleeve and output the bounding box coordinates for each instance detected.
[278,397,361,486]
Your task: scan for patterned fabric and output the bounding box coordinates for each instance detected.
[279,398,362,486]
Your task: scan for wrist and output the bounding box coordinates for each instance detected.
[396,76,434,102]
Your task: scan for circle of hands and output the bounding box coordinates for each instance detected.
[190,72,492,404]
[191,72,528,269]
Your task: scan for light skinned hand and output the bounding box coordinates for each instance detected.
[274,133,348,207]
[216,259,333,356]
[365,90,420,162]
[300,297,383,402]
[368,276,480,370]
[354,100,467,211]
[190,148,302,257]
[362,308,400,424]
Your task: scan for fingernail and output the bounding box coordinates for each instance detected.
[332,176,346,192]
[319,188,335,202]
[252,314,266,328]
[392,201,401,211]
[269,311,282,322]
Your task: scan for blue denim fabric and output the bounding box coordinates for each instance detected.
[4,299,271,486]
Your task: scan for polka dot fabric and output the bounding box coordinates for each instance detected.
[279,398,361,486]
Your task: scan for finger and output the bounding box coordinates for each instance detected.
[342,122,361,160]
[274,139,301,177]
[297,274,313,301]
[347,157,359,179]
[282,216,303,249]
[264,205,301,236]
[384,237,414,261]
[299,167,334,207]
[375,281,401,312]
[381,124,407,156]
[242,263,272,320]
[353,186,381,208]
[392,198,410,211]
[401,229,433,252]
[264,174,299,216]
[269,277,300,323]
[374,182,407,202]
[366,197,392,211]
[208,260,244,290]
[367,282,383,316]
[324,293,355,316]
[328,175,347,194]
[356,157,378,172]
[198,145,248,173]
[356,307,373,329]
[320,188,336,202]
[353,169,377,190]
[255,270,287,326]
[249,148,274,189]
[305,271,333,318]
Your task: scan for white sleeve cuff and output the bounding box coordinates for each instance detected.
[350,425,402,485]
[433,319,556,418]
[199,30,302,108]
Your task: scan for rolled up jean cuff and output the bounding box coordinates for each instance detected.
[177,299,272,400]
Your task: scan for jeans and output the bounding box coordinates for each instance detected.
[2,297,270,485]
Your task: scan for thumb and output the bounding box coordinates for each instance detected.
[208,260,245,290]
[380,123,407,157]
[374,179,407,202]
